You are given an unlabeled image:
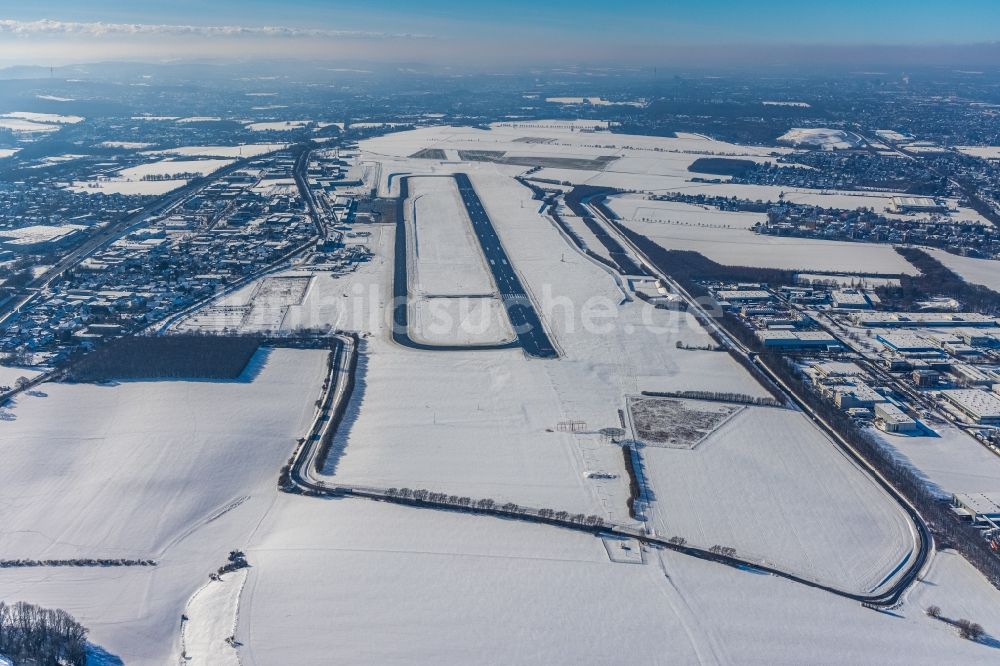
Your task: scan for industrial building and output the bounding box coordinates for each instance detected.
[891,196,948,213]
[831,288,873,309]
[851,312,998,328]
[716,289,772,305]
[952,493,1000,525]
[756,330,840,350]
[876,332,939,354]
[940,389,1000,425]
[874,403,919,434]
[829,381,887,409]
[0,224,86,253]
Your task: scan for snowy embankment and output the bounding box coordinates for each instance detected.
[179,570,247,665]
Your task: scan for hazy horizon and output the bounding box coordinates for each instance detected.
[1,1,999,69]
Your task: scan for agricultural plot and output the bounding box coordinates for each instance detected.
[68,158,235,195]
[0,349,327,663]
[628,396,742,449]
[609,197,916,274]
[927,248,1000,291]
[641,406,916,593]
[237,498,700,665]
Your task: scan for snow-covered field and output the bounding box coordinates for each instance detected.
[181,570,245,666]
[641,406,915,593]
[609,196,916,274]
[927,248,1000,291]
[0,118,61,133]
[117,158,234,180]
[68,158,234,195]
[0,348,327,663]
[244,120,309,131]
[144,144,286,158]
[0,348,324,559]
[2,111,83,124]
[236,497,1000,664]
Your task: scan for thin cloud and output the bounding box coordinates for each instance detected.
[0,19,432,40]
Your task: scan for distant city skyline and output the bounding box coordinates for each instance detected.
[0,1,998,67]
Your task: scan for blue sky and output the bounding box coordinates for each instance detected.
[0,1,998,66]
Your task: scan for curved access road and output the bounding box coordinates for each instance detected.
[583,196,934,607]
[284,332,922,607]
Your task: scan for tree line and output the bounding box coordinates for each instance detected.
[879,247,1000,315]
[0,601,88,666]
[640,389,782,407]
[67,334,264,381]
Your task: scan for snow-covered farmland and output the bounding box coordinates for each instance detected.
[0,348,327,663]
[0,118,61,133]
[236,498,1000,664]
[609,195,916,274]
[68,158,234,195]
[144,144,286,158]
[244,120,310,132]
[640,406,916,593]
[927,248,1000,291]
[1,111,83,124]
[117,158,234,180]
[0,348,324,559]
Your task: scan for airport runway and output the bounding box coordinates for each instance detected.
[453,173,557,358]
[389,174,556,358]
